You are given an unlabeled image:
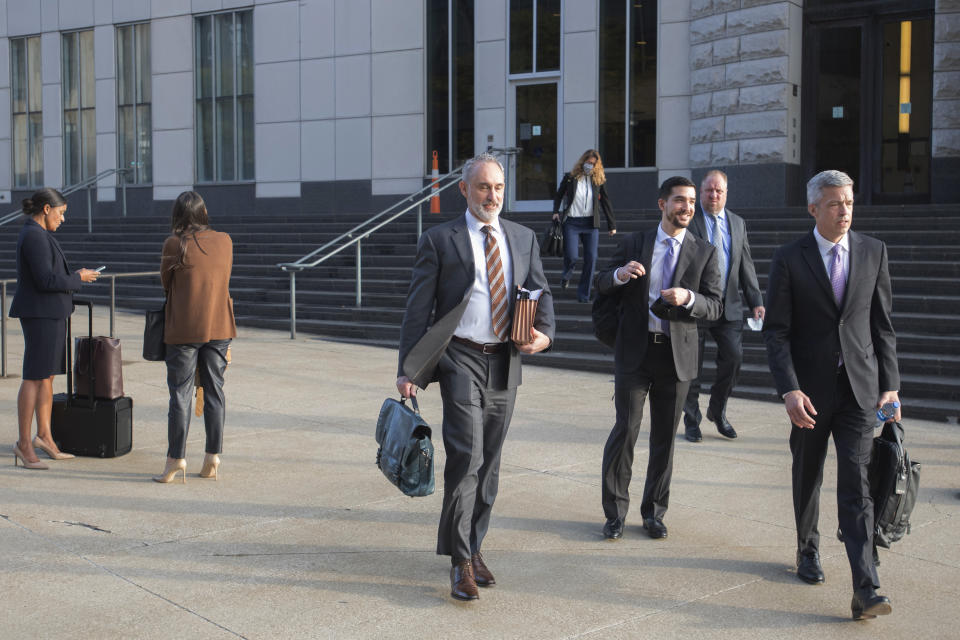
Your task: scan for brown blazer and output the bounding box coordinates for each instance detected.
[161,229,237,344]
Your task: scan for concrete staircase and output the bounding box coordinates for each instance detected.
[1,204,957,423]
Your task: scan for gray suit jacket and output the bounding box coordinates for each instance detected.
[597,227,723,380]
[688,208,762,322]
[763,229,899,414]
[398,214,556,390]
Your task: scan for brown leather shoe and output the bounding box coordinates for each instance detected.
[450,559,479,601]
[471,552,496,587]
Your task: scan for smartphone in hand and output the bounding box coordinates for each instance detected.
[95,265,106,272]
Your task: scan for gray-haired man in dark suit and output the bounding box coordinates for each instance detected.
[396,152,555,602]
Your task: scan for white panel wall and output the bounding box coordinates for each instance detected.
[564,102,596,174]
[335,0,370,56]
[59,0,95,30]
[371,50,421,116]
[300,0,335,59]
[475,0,506,42]
[562,31,595,104]
[0,36,9,195]
[6,0,41,37]
[658,5,692,180]
[335,55,371,117]
[94,23,114,197]
[334,118,371,180]
[41,32,61,185]
[255,62,301,123]
[475,41,506,110]
[255,122,300,195]
[301,59,335,121]
[40,0,58,32]
[151,0,191,19]
[0,0,8,37]
[152,15,193,200]
[371,0,422,52]
[300,120,335,181]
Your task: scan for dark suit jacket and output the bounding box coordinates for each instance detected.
[398,214,556,390]
[553,173,616,231]
[688,208,762,321]
[596,227,723,380]
[763,230,899,413]
[9,218,82,319]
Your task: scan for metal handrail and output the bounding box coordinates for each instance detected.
[276,164,467,339]
[0,168,133,230]
[0,270,160,377]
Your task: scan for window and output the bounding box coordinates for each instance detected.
[509,0,560,74]
[426,0,474,173]
[599,1,657,168]
[63,30,97,185]
[11,36,43,188]
[195,11,254,183]
[117,23,152,184]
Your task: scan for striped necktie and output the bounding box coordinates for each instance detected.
[482,225,509,341]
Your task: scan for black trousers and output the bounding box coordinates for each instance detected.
[683,317,742,422]
[435,341,516,560]
[602,338,689,522]
[791,366,878,592]
[165,340,231,459]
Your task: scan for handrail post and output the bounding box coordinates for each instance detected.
[1,281,7,377]
[121,173,128,217]
[417,203,422,239]
[355,239,362,308]
[109,275,116,338]
[289,270,297,340]
[87,184,93,233]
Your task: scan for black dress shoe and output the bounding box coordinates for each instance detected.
[642,518,667,539]
[471,552,495,587]
[560,278,569,289]
[796,550,825,584]
[852,589,892,620]
[603,517,624,540]
[707,409,737,439]
[450,559,479,601]
[683,413,702,442]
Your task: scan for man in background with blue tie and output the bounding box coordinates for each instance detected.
[682,170,764,442]
[596,176,722,541]
[763,170,900,620]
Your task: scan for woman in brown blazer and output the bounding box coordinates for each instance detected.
[153,191,236,483]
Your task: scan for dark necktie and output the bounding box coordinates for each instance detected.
[482,225,509,341]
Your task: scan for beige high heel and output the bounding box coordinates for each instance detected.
[199,453,220,480]
[153,458,187,484]
[13,444,49,470]
[33,436,75,460]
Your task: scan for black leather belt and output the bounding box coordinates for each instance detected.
[649,333,670,344]
[452,336,507,354]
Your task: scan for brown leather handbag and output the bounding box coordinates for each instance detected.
[74,336,124,400]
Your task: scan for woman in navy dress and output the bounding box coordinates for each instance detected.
[10,188,101,469]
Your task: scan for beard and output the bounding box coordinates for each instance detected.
[469,201,501,223]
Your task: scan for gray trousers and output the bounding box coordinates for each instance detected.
[435,341,516,561]
[165,340,231,459]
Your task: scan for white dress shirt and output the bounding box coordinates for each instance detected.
[812,226,850,284]
[454,210,514,343]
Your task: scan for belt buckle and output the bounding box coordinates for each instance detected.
[481,343,498,354]
[652,333,666,344]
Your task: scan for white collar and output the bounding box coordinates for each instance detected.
[465,210,503,236]
[657,224,687,246]
[813,226,849,255]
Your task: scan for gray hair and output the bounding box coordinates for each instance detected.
[461,152,505,183]
[806,170,854,205]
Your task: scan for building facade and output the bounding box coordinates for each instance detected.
[1,0,958,217]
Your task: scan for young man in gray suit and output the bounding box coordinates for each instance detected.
[596,176,723,541]
[396,153,555,601]
[683,170,764,442]
[763,170,900,620]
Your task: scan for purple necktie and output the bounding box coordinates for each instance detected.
[661,238,678,335]
[830,244,845,306]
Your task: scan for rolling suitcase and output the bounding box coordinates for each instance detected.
[51,300,133,457]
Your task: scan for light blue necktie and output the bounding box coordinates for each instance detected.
[710,214,728,292]
[660,238,678,335]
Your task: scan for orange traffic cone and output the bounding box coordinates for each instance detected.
[430,150,441,214]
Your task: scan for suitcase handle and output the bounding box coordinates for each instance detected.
[66,299,96,405]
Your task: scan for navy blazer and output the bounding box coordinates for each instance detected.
[9,218,82,319]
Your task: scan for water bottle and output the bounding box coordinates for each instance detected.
[875,401,900,427]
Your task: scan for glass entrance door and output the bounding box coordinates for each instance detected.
[813,26,863,187]
[514,82,557,205]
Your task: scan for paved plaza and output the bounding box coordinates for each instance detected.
[1,307,958,639]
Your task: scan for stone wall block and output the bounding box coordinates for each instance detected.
[691,0,714,19]
[726,4,788,38]
[740,30,789,60]
[692,43,714,70]
[740,137,787,164]
[712,37,740,65]
[933,99,960,128]
[711,89,740,114]
[936,0,960,12]
[691,116,726,143]
[690,142,713,166]
[691,14,726,44]
[725,110,788,138]
[715,0,741,11]
[711,140,739,165]
[932,129,960,157]
[725,57,788,87]
[692,66,726,93]
[691,93,713,118]
[934,43,960,70]
[936,12,960,42]
[934,71,960,98]
[738,83,790,111]
[742,0,792,7]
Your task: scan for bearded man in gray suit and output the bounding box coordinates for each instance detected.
[396,152,555,602]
